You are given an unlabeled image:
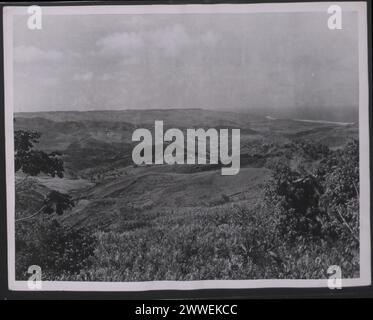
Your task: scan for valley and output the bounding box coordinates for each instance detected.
[14,108,359,281]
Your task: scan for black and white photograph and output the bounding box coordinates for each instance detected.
[2,2,370,291]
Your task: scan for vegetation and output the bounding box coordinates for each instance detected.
[15,121,360,281]
[15,129,64,177]
[16,219,96,280]
[263,140,359,277]
[15,128,96,279]
[66,140,359,281]
[14,128,74,221]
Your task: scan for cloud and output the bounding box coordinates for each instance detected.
[121,16,150,28]
[200,30,219,46]
[100,73,113,81]
[149,24,192,57]
[96,32,145,56]
[73,72,93,81]
[14,45,64,63]
[96,24,219,58]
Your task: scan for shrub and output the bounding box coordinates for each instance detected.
[16,218,96,280]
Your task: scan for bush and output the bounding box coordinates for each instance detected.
[16,218,96,280]
[263,140,359,277]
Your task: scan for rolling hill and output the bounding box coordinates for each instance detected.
[14,108,359,281]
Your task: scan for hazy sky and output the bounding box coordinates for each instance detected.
[12,11,359,113]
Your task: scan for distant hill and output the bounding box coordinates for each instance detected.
[14,109,358,175]
[15,108,259,128]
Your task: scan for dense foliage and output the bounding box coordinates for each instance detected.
[263,140,359,277]
[15,129,64,178]
[43,191,75,216]
[265,140,359,244]
[16,219,96,280]
[15,129,359,280]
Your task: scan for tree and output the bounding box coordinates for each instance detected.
[43,191,74,215]
[14,128,74,221]
[16,218,96,280]
[264,161,323,241]
[15,129,64,177]
[265,140,359,245]
[14,128,92,280]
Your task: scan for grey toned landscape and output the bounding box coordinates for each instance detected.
[12,8,361,281]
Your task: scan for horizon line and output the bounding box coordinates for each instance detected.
[14,107,211,113]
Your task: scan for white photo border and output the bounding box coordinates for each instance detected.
[3,1,370,291]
